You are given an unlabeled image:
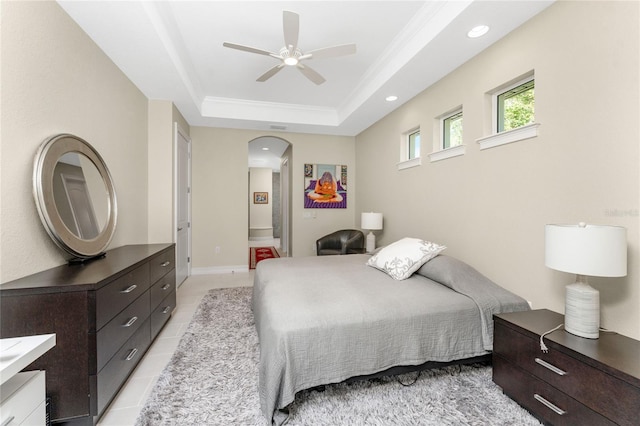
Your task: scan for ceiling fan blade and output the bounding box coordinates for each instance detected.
[303,43,357,60]
[223,42,277,57]
[283,10,299,52]
[297,63,325,85]
[257,64,285,82]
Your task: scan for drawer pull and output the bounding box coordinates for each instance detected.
[123,316,138,327]
[1,416,15,426]
[120,284,138,294]
[125,348,139,361]
[534,393,566,416]
[161,261,171,267]
[162,306,171,314]
[161,283,171,291]
[535,358,567,376]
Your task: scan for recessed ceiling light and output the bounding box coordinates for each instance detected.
[385,95,398,102]
[262,147,270,151]
[467,25,489,38]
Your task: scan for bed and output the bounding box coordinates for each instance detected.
[252,248,530,425]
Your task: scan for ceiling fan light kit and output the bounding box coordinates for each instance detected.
[223,10,356,85]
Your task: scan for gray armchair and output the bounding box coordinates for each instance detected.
[316,229,365,255]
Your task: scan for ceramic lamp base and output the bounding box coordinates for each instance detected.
[565,279,600,339]
[366,231,376,253]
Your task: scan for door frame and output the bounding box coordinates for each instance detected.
[174,123,192,284]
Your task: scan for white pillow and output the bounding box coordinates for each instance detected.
[367,237,446,280]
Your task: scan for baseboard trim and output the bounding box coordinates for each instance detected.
[192,265,249,275]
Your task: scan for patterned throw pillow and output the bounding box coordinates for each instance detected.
[367,237,446,280]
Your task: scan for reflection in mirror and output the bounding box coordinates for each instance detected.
[53,152,108,239]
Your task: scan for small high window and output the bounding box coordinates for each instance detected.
[398,127,421,170]
[442,110,463,149]
[497,79,534,132]
[408,129,421,159]
[477,72,539,150]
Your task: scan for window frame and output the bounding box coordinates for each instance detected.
[495,78,535,133]
[477,71,539,150]
[398,127,422,170]
[441,109,463,150]
[428,106,465,163]
[407,129,421,160]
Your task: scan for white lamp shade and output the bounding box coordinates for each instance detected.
[361,212,383,230]
[545,224,627,277]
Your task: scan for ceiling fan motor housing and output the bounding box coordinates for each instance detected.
[280,47,302,65]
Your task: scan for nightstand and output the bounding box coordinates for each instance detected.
[1,334,56,426]
[493,309,640,426]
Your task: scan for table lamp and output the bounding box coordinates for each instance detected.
[361,212,383,253]
[544,222,627,339]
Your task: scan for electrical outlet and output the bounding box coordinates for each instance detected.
[215,246,221,254]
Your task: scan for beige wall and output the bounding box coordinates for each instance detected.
[148,100,174,243]
[147,100,189,243]
[356,1,639,339]
[190,127,356,271]
[0,1,150,282]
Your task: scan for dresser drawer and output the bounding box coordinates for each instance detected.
[149,247,175,284]
[96,292,150,372]
[151,290,176,339]
[96,264,150,330]
[96,317,151,416]
[494,355,614,426]
[495,322,640,425]
[150,272,176,311]
[0,371,45,426]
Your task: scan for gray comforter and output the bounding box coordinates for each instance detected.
[252,254,529,425]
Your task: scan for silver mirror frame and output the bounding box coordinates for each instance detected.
[33,134,117,259]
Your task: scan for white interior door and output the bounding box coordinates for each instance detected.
[175,124,191,286]
[281,157,289,255]
[61,173,99,239]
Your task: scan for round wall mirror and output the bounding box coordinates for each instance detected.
[33,134,117,259]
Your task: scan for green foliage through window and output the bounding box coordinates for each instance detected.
[408,130,420,159]
[498,79,534,132]
[443,111,463,149]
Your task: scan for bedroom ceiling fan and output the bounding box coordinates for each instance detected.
[223,10,356,85]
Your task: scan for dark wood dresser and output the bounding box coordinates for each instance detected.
[0,244,177,425]
[493,309,640,426]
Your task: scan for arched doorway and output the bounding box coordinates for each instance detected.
[248,136,291,255]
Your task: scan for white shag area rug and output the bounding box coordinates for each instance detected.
[136,287,541,426]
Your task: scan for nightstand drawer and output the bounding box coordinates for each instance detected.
[0,371,46,426]
[494,355,614,426]
[495,320,640,425]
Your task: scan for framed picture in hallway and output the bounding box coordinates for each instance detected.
[254,192,268,204]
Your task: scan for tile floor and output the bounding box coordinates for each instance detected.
[97,238,279,425]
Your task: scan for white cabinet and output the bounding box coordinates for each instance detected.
[0,371,46,426]
[0,335,55,426]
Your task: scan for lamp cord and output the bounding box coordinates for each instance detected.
[396,371,421,386]
[540,324,564,353]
